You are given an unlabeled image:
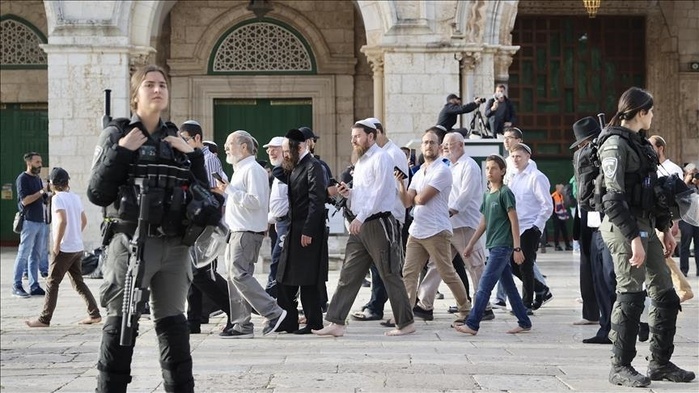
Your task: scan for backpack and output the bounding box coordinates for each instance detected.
[562,183,576,208]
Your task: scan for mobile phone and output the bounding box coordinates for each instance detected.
[212,173,223,183]
[328,178,339,187]
[394,166,407,179]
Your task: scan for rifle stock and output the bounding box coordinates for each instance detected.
[102,89,112,129]
[597,112,606,131]
[120,177,151,347]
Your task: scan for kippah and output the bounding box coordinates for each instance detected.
[354,119,377,130]
[366,117,381,126]
[513,143,532,155]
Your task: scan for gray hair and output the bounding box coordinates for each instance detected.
[232,130,255,155]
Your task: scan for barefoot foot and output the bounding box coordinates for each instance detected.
[455,325,478,335]
[312,323,346,337]
[506,325,531,334]
[385,323,416,336]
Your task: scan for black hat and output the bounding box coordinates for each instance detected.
[49,167,70,186]
[570,116,601,149]
[298,126,319,141]
[285,129,306,143]
[446,93,460,101]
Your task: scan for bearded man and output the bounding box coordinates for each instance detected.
[273,129,329,334]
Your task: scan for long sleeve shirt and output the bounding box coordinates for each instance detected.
[267,176,289,224]
[202,145,228,187]
[382,140,409,225]
[448,153,483,230]
[347,143,395,223]
[224,155,270,233]
[508,161,552,234]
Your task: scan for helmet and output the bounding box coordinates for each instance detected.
[676,192,699,227]
[188,221,230,269]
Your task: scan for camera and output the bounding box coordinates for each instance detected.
[694,173,699,180]
[476,97,486,104]
[494,92,504,100]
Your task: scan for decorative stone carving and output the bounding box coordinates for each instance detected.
[457,51,482,70]
[0,18,47,66]
[363,47,384,75]
[465,0,487,44]
[494,47,519,82]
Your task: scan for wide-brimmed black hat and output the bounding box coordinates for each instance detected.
[570,116,601,149]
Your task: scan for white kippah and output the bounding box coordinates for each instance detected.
[355,119,377,130]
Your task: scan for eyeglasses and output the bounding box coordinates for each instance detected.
[182,136,192,142]
[422,140,438,145]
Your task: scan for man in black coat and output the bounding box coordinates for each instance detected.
[436,93,482,132]
[275,129,329,334]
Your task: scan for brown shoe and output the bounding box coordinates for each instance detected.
[78,316,102,325]
[25,319,49,328]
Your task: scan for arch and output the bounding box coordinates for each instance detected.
[208,18,316,75]
[453,0,519,45]
[0,15,48,69]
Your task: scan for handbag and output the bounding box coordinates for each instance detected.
[666,257,694,303]
[12,211,25,234]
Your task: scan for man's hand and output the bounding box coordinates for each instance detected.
[337,182,350,198]
[349,219,362,235]
[52,244,60,257]
[513,249,525,265]
[629,236,646,268]
[118,128,147,151]
[213,178,229,195]
[463,244,473,259]
[491,101,499,111]
[301,235,313,247]
[504,122,512,127]
[448,208,458,217]
[164,135,195,153]
[663,230,677,258]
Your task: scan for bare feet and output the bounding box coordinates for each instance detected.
[78,316,102,325]
[312,323,346,337]
[25,319,49,328]
[455,325,478,335]
[506,325,531,334]
[385,323,416,336]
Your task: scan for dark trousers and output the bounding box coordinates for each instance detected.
[553,217,571,247]
[365,222,403,317]
[679,220,699,276]
[591,230,616,338]
[277,283,323,331]
[187,259,231,327]
[578,212,599,322]
[510,227,544,308]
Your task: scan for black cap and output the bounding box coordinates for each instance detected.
[285,129,306,143]
[49,167,70,186]
[446,93,460,101]
[570,116,601,149]
[298,126,319,141]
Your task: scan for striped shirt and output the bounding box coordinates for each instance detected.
[202,145,228,188]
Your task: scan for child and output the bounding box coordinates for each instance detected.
[26,167,101,327]
[456,155,532,335]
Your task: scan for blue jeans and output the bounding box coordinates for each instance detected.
[466,246,531,331]
[267,219,290,294]
[13,220,48,290]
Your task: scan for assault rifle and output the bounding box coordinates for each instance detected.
[597,112,606,131]
[120,177,151,346]
[102,89,112,129]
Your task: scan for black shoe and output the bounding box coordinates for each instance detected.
[555,245,563,251]
[41,272,49,278]
[188,324,201,334]
[609,365,651,387]
[492,300,507,309]
[532,290,553,310]
[436,291,444,300]
[361,279,371,288]
[30,287,46,296]
[647,361,696,382]
[638,322,649,342]
[565,245,573,251]
[263,310,288,336]
[447,305,458,314]
[412,305,434,321]
[510,308,534,316]
[219,328,253,339]
[482,309,495,321]
[11,286,31,298]
[582,336,612,344]
[293,326,320,335]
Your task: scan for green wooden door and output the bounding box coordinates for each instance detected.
[213,98,313,175]
[0,103,49,245]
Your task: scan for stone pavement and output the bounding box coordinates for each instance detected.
[1,247,697,392]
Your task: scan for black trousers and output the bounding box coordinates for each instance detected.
[553,216,571,247]
[187,259,231,326]
[591,229,616,338]
[510,227,546,308]
[578,212,599,322]
[277,283,323,332]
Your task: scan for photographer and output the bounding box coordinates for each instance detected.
[485,85,517,137]
[437,94,484,133]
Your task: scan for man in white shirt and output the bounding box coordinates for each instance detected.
[507,143,554,312]
[313,120,414,337]
[263,136,289,298]
[398,128,471,324]
[649,135,683,179]
[351,117,409,322]
[414,132,494,319]
[216,130,287,338]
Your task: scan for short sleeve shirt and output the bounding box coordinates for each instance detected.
[481,185,516,249]
[408,161,452,239]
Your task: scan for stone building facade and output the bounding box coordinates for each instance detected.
[1,0,698,246]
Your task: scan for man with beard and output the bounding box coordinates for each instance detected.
[313,120,415,337]
[398,129,471,325]
[274,129,328,334]
[216,130,288,338]
[263,136,289,298]
[12,152,48,298]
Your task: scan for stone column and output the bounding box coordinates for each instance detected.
[458,49,485,130]
[362,47,385,122]
[493,46,519,85]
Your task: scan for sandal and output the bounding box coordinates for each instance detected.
[351,310,381,321]
[380,319,396,328]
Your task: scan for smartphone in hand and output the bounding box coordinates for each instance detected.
[212,173,223,183]
[394,166,407,179]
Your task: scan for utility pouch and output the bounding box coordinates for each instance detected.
[117,185,139,221]
[641,176,654,211]
[101,220,116,247]
[143,188,165,225]
[161,188,185,237]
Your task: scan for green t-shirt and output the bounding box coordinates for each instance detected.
[480,185,517,249]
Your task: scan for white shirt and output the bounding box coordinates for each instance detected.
[382,140,409,224]
[224,155,270,233]
[51,191,84,253]
[657,158,683,178]
[508,161,552,234]
[408,160,453,239]
[505,156,537,185]
[448,153,483,229]
[267,177,289,224]
[348,143,396,223]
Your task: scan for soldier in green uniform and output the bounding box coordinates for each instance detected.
[598,87,695,387]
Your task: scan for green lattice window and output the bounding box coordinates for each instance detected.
[509,16,645,157]
[1,15,47,69]
[209,18,316,75]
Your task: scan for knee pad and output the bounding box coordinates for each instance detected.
[96,316,134,391]
[610,291,646,365]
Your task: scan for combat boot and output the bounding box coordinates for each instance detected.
[647,360,696,382]
[609,365,651,387]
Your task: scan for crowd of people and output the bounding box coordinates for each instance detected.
[10,65,697,391]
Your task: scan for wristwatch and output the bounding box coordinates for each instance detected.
[513,247,522,252]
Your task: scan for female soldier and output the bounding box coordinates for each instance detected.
[599,87,695,387]
[88,65,210,392]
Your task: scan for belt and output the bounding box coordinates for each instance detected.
[275,216,289,222]
[111,220,169,238]
[365,211,391,222]
[243,230,265,236]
